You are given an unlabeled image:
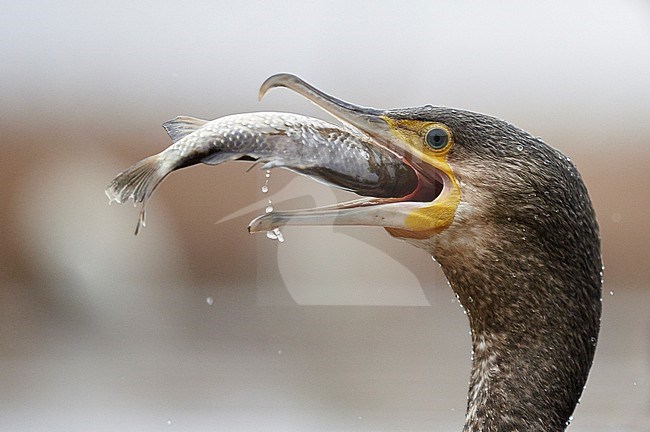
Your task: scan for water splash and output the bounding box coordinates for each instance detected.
[267,228,285,243]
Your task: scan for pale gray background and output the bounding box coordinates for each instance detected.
[1,1,648,431]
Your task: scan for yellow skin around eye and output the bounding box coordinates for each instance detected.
[382,118,462,239]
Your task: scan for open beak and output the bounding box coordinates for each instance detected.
[249,74,451,236]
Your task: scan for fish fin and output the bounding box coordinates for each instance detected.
[105,154,172,235]
[162,116,208,143]
[134,205,147,236]
[201,152,239,166]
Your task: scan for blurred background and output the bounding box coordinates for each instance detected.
[1,1,648,431]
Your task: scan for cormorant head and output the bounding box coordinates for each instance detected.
[251,74,598,262]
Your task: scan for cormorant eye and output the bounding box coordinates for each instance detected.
[425,127,450,150]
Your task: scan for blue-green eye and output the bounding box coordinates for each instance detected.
[425,127,449,150]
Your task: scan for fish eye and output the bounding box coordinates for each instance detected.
[425,127,450,150]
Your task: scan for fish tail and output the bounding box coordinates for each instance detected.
[105,154,172,234]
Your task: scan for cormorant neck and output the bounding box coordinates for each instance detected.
[420,215,602,431]
[448,262,601,432]
[462,329,579,431]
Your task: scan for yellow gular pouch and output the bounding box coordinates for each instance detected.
[382,118,461,239]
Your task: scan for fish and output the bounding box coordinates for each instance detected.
[105,112,419,234]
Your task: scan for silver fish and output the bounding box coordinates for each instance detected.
[105,112,418,233]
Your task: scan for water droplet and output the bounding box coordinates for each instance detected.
[516,145,523,151]
[468,296,474,303]
[262,170,271,193]
[590,337,597,346]
[278,349,283,355]
[633,382,637,386]
[267,228,285,242]
[166,419,172,425]
[206,296,214,306]
[265,205,274,213]
[358,416,363,420]
[609,291,614,296]
[431,256,437,263]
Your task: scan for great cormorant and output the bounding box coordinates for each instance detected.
[106,74,602,431]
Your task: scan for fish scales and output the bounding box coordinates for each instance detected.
[166,113,386,182]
